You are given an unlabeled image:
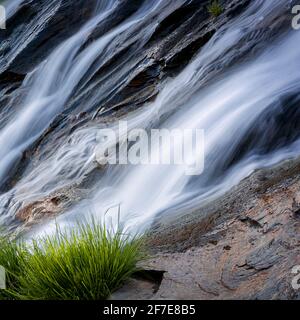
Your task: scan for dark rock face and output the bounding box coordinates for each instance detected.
[112,158,300,300]
[0,0,97,74]
[0,0,258,217]
[223,93,300,170]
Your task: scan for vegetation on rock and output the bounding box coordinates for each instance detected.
[0,222,144,300]
[207,0,223,17]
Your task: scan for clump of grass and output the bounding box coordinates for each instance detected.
[207,0,223,17]
[0,236,28,300]
[0,222,144,300]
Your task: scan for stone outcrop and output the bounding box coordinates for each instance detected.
[112,158,300,300]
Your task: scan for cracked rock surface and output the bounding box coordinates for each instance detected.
[112,158,300,300]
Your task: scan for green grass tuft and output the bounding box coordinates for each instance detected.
[0,235,28,299]
[207,0,223,17]
[0,222,144,300]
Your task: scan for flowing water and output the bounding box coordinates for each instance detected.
[0,0,299,237]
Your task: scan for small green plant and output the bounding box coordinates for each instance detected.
[207,0,223,17]
[0,222,144,300]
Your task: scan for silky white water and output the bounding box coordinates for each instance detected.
[0,0,299,237]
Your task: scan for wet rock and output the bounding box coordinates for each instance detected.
[0,0,97,74]
[16,197,63,224]
[0,0,282,193]
[14,186,89,228]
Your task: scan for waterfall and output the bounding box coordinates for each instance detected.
[0,0,299,237]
